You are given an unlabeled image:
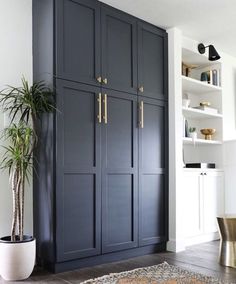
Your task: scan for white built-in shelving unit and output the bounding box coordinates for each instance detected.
[182,47,223,167]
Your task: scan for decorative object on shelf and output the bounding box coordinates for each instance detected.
[182,62,198,77]
[182,99,190,108]
[200,72,208,83]
[200,128,216,140]
[200,101,211,107]
[198,43,221,61]
[185,163,215,169]
[193,102,218,114]
[189,127,197,145]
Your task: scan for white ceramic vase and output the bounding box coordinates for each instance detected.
[189,132,197,145]
[189,132,197,141]
[0,236,36,281]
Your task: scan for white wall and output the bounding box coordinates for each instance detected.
[221,53,236,141]
[221,53,236,214]
[0,0,33,237]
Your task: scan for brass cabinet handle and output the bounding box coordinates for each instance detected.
[97,93,102,123]
[103,94,108,124]
[139,86,144,93]
[102,78,108,85]
[139,101,144,128]
[96,76,102,83]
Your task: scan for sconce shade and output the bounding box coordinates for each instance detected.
[197,43,221,61]
[208,45,221,61]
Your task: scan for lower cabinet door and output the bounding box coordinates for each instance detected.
[183,170,225,240]
[56,80,102,261]
[101,90,138,253]
[138,97,168,246]
[182,171,203,238]
[203,171,224,234]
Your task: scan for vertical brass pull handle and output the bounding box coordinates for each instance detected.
[139,86,144,93]
[139,101,144,128]
[103,94,108,124]
[96,76,102,83]
[103,78,108,85]
[97,93,102,123]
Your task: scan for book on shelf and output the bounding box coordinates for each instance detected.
[212,69,217,86]
[193,105,218,114]
[202,68,221,87]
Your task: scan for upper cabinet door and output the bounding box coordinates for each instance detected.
[56,0,101,86]
[101,5,138,94]
[138,22,168,101]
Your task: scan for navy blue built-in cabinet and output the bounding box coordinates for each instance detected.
[33,0,168,272]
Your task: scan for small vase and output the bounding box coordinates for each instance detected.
[189,132,197,145]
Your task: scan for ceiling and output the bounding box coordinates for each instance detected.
[99,0,236,58]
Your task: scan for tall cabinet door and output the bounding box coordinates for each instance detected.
[56,0,101,86]
[101,5,137,94]
[56,80,102,261]
[138,97,168,246]
[138,22,168,101]
[101,90,138,253]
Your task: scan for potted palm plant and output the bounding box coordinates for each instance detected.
[0,78,54,281]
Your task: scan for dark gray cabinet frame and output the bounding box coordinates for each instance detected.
[33,0,168,273]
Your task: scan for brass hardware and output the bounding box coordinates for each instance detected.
[103,78,108,85]
[139,101,144,128]
[96,76,102,83]
[103,94,108,124]
[139,86,144,93]
[97,93,102,123]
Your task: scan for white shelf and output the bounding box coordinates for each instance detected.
[182,76,222,94]
[182,107,222,119]
[182,48,222,66]
[183,137,222,145]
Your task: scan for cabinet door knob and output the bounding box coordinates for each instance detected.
[204,173,207,175]
[139,86,144,93]
[200,173,203,175]
[96,76,102,83]
[102,78,108,85]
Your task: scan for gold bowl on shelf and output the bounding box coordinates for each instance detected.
[200,128,216,140]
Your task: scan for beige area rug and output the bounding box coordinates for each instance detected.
[81,262,227,284]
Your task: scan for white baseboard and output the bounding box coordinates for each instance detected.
[167,232,220,252]
[167,239,186,252]
[184,232,220,247]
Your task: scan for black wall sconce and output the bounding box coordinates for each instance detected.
[198,43,221,61]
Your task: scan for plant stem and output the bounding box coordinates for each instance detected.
[11,169,18,242]
[20,175,25,241]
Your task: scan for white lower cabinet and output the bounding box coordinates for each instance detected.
[183,170,224,245]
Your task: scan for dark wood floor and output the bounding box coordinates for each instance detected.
[1,241,236,283]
